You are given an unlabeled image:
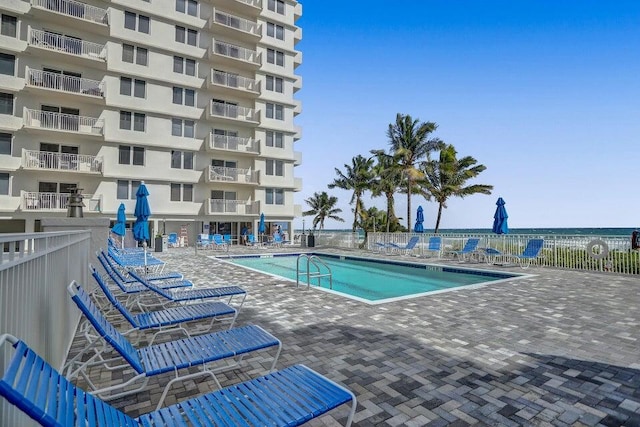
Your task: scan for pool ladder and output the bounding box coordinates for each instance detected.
[296,254,332,289]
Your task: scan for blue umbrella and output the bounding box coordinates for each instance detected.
[258,213,265,234]
[111,203,126,236]
[492,197,509,234]
[414,205,424,233]
[132,182,151,245]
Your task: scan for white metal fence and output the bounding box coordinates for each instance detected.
[31,0,108,24]
[0,231,90,426]
[213,40,260,64]
[314,232,640,275]
[28,28,106,60]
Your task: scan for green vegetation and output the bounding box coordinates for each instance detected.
[302,191,344,233]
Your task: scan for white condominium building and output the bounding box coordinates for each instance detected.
[0,0,303,243]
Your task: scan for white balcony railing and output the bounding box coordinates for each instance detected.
[31,0,109,25]
[22,149,103,173]
[208,166,259,184]
[28,28,106,61]
[26,68,104,97]
[24,108,104,135]
[212,40,260,65]
[208,199,260,215]
[235,0,261,8]
[211,70,259,93]
[209,133,259,153]
[22,191,102,212]
[210,101,258,122]
[212,9,260,36]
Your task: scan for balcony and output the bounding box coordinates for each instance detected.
[206,133,259,155]
[21,191,102,212]
[210,9,260,40]
[211,39,261,67]
[207,101,259,124]
[26,67,104,99]
[22,149,103,174]
[213,0,261,17]
[206,166,259,185]
[24,108,104,136]
[293,177,302,191]
[294,150,302,166]
[28,28,106,62]
[208,70,259,95]
[206,199,260,216]
[30,0,109,26]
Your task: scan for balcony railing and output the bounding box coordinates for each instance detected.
[208,199,260,215]
[235,0,261,8]
[212,40,260,65]
[28,28,106,61]
[208,166,259,184]
[212,9,260,36]
[26,68,104,98]
[22,191,102,212]
[210,101,258,122]
[211,70,259,93]
[22,149,103,173]
[31,0,109,25]
[24,108,104,135]
[209,133,259,153]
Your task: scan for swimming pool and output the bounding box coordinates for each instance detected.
[225,253,525,304]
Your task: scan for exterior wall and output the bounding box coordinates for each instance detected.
[0,0,302,240]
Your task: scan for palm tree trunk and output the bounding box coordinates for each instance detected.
[385,192,396,233]
[406,178,412,230]
[434,203,444,233]
[352,195,359,232]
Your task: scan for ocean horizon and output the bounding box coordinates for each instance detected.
[293,227,638,237]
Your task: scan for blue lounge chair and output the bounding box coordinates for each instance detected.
[167,232,178,247]
[0,334,357,426]
[100,250,183,285]
[212,233,229,251]
[247,233,261,246]
[65,281,281,408]
[419,236,442,257]
[507,238,544,269]
[197,233,212,249]
[445,237,480,261]
[388,236,420,255]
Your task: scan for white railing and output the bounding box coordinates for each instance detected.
[210,101,258,122]
[21,191,102,212]
[319,232,640,275]
[235,0,261,8]
[0,231,90,425]
[212,9,260,36]
[209,199,260,215]
[31,0,109,25]
[28,28,106,60]
[209,133,259,153]
[22,149,103,173]
[26,67,104,97]
[211,69,258,92]
[24,108,104,135]
[213,40,260,65]
[208,166,259,184]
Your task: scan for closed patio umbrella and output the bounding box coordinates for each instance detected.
[492,197,509,235]
[258,213,265,242]
[111,203,127,248]
[414,206,424,233]
[133,182,151,266]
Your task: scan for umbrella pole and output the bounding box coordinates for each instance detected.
[143,240,148,275]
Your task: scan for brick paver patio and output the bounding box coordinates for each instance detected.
[68,246,640,426]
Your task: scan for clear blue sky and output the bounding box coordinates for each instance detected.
[292,1,640,230]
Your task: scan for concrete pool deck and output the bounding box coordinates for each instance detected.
[68,246,640,426]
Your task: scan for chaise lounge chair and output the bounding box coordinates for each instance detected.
[0,334,357,426]
[211,233,229,251]
[388,236,420,256]
[506,238,544,269]
[65,281,281,408]
[167,232,179,248]
[421,236,442,257]
[445,237,480,262]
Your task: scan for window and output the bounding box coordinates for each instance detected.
[119,77,131,95]
[175,26,197,46]
[170,150,194,169]
[0,133,11,155]
[173,56,196,76]
[265,75,283,93]
[118,145,145,165]
[170,183,193,202]
[176,0,198,17]
[267,23,284,40]
[172,87,195,106]
[0,53,15,76]
[117,180,141,199]
[266,49,284,66]
[122,44,148,65]
[1,15,17,38]
[0,93,13,115]
[0,173,9,195]
[124,12,150,33]
[265,188,284,205]
[119,111,146,131]
[268,0,285,14]
[171,119,195,137]
[266,131,284,148]
[265,103,284,120]
[266,159,284,176]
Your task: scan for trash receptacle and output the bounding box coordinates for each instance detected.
[307,234,315,248]
[300,233,307,248]
[154,236,163,252]
[162,235,168,251]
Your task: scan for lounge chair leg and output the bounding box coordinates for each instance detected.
[156,369,222,410]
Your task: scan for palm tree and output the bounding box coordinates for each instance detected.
[387,113,443,229]
[357,206,387,249]
[328,155,374,231]
[418,144,494,233]
[369,150,403,232]
[302,191,344,233]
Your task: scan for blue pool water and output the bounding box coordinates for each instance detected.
[228,253,520,303]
